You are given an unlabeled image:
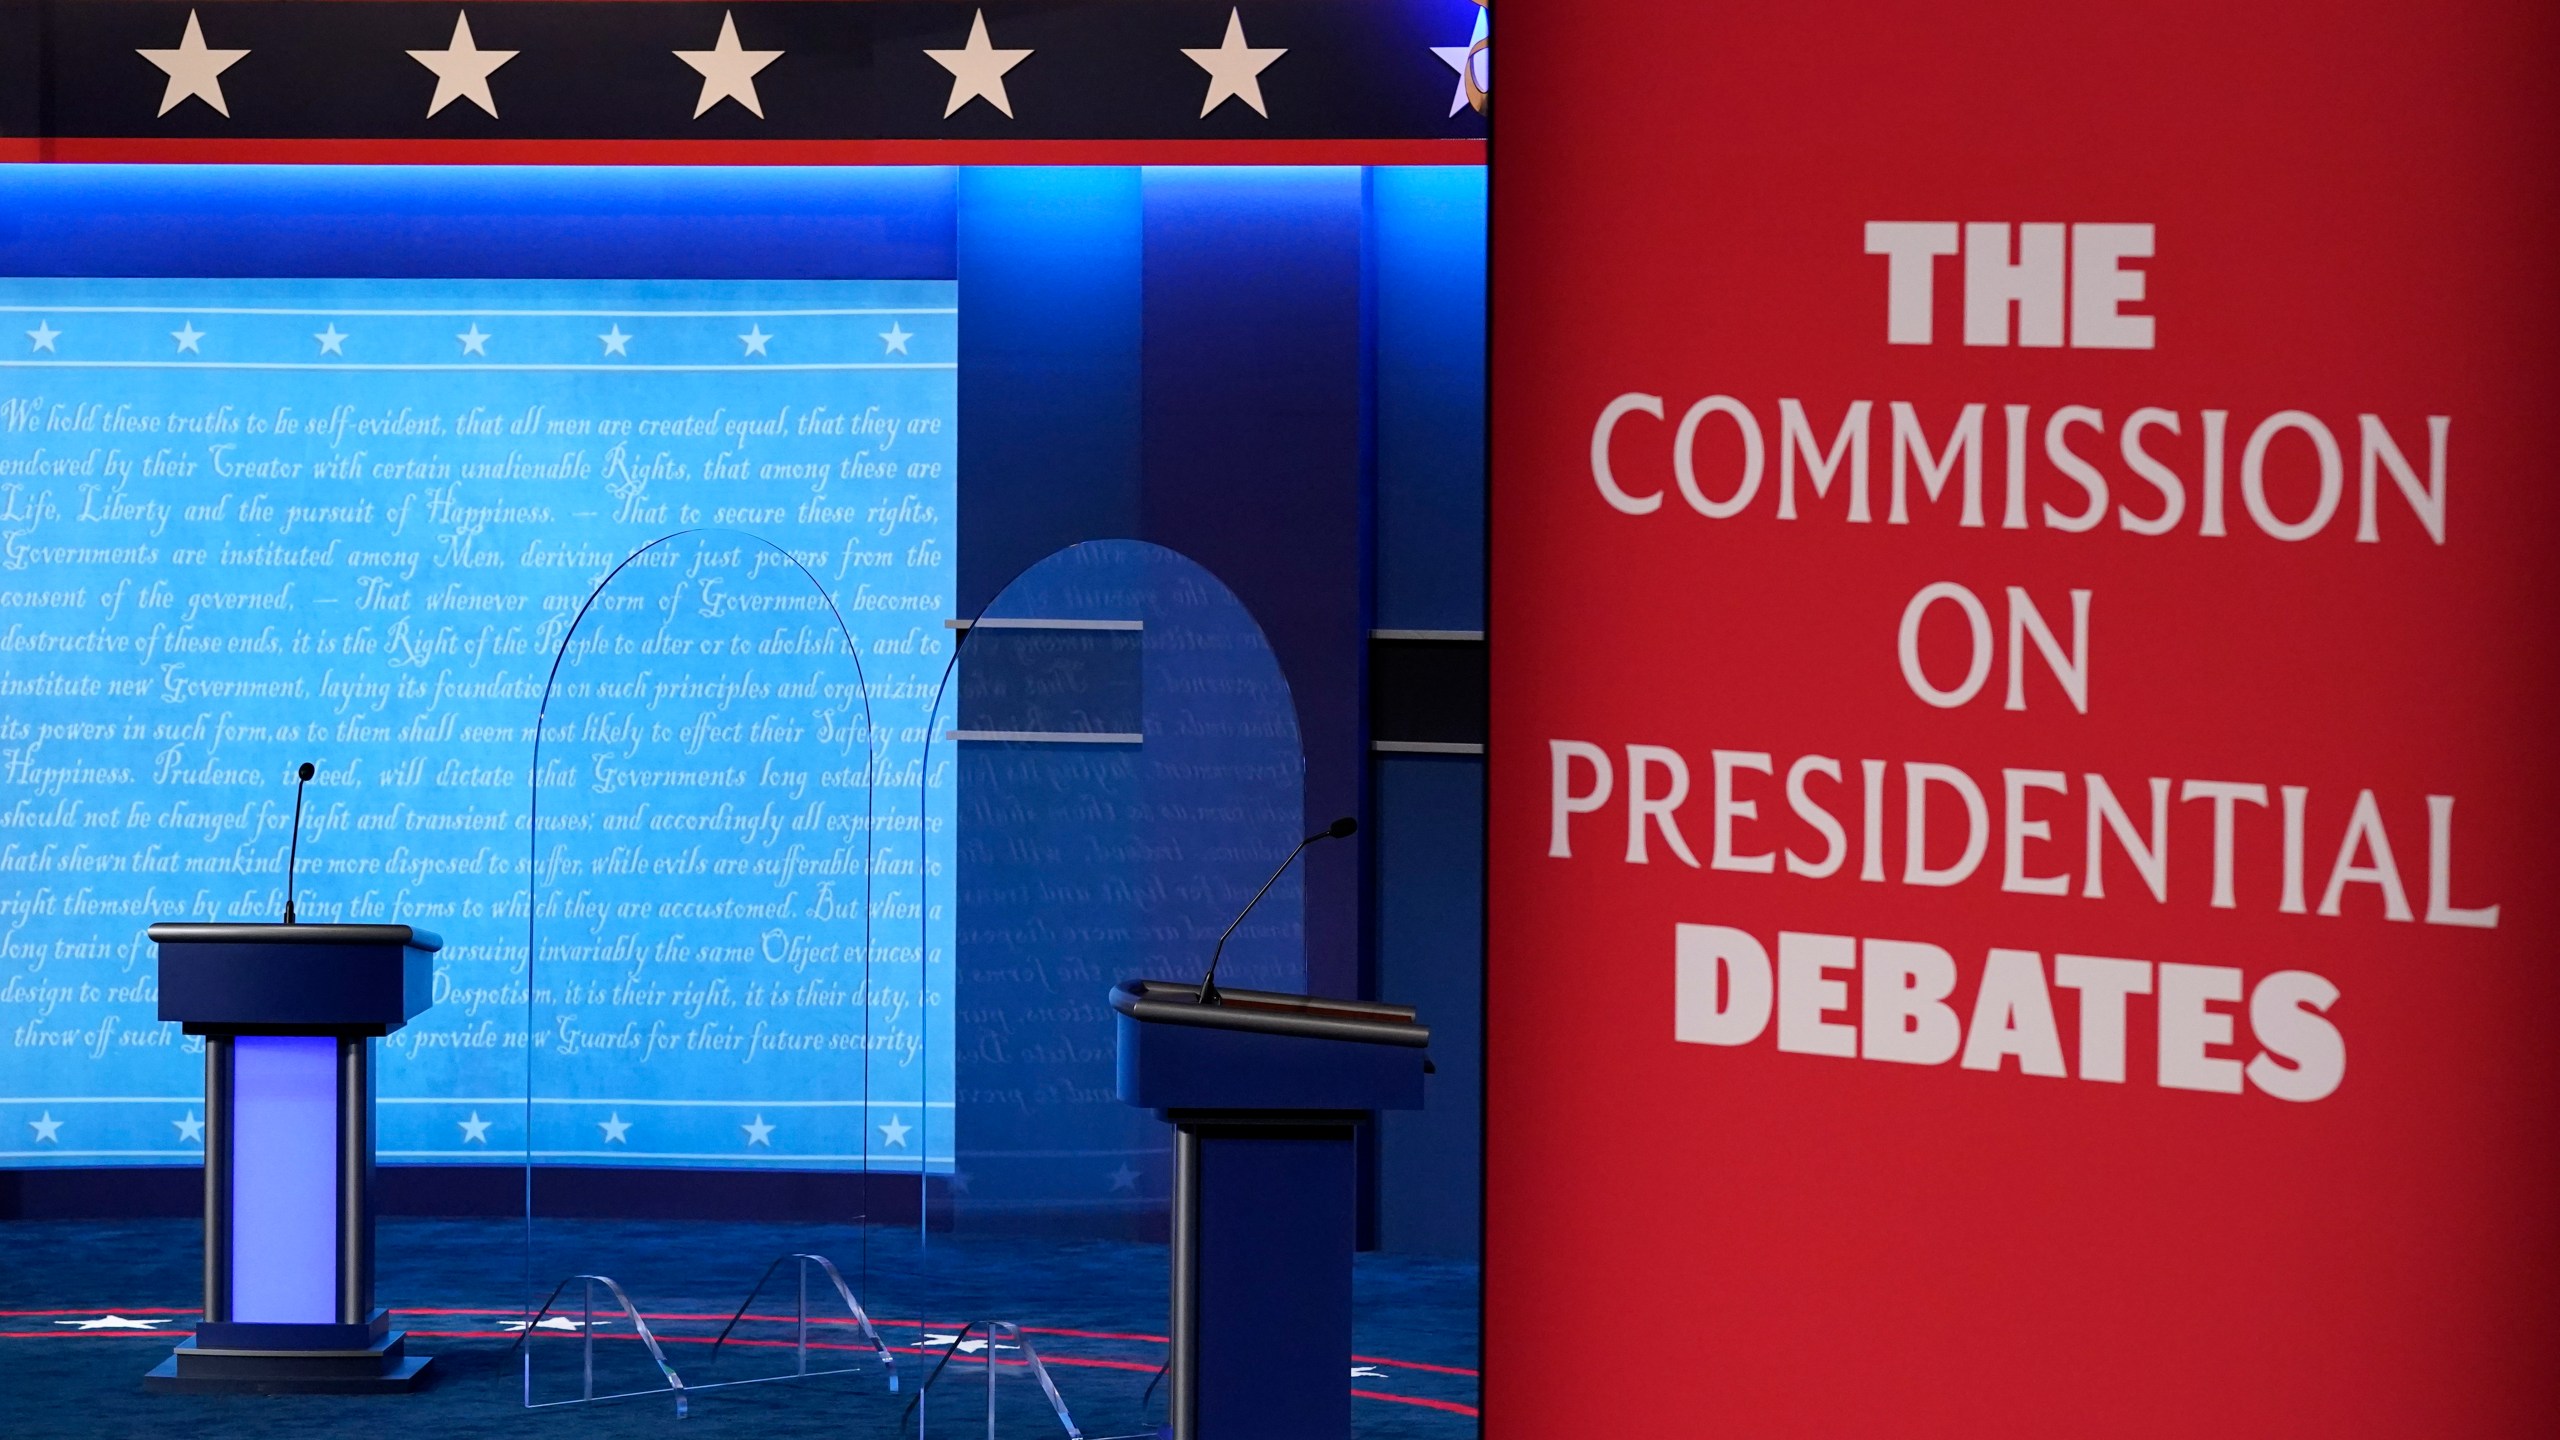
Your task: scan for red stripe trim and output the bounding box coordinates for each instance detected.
[27,138,1484,167]
[1355,1351,1481,1377]
[1354,1388,1480,1416]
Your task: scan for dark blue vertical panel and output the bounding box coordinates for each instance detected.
[955,167,1145,612]
[1376,753,1484,1258]
[1372,167,1488,631]
[1139,166,1370,1001]
[1196,1131,1357,1438]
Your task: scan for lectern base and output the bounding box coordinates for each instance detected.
[143,1335,435,1394]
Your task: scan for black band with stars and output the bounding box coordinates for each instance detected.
[5,2,1488,144]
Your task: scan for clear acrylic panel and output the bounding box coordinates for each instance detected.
[520,527,914,1415]
[905,539,1306,1437]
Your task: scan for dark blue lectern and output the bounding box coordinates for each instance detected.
[143,922,439,1393]
[1113,980,1429,1440]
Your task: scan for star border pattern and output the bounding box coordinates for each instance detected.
[3,2,1484,146]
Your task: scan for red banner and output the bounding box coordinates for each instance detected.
[1487,2,2560,1432]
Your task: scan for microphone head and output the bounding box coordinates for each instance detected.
[1325,816,1358,840]
[297,762,316,782]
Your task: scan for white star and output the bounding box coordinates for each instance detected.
[173,1111,204,1143]
[597,1111,630,1143]
[26,321,59,353]
[458,1111,491,1144]
[52,1315,170,1331]
[409,11,517,119]
[28,1111,61,1143]
[1351,1364,1386,1379]
[878,322,913,355]
[924,10,1032,120]
[313,324,348,355]
[674,11,781,120]
[1423,8,1484,120]
[1183,9,1286,119]
[1431,11,1490,118]
[737,324,771,356]
[1107,1164,1139,1192]
[499,1315,597,1333]
[170,322,204,354]
[138,11,249,119]
[1429,46,1471,117]
[456,322,490,355]
[877,1114,910,1148]
[922,1332,990,1354]
[742,1114,775,1147]
[598,324,632,356]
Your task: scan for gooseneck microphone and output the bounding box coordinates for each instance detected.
[1197,816,1357,1006]
[283,761,315,925]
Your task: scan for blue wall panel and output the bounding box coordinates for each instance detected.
[955,167,1145,612]
[1375,754,1483,1259]
[1139,166,1371,1001]
[0,165,958,279]
[1371,166,1487,632]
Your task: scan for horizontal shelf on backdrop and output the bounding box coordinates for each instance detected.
[944,729,1144,745]
[945,617,1143,631]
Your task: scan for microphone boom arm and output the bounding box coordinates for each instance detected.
[1197,817,1356,1006]
[283,761,314,925]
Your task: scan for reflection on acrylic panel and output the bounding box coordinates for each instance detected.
[0,276,955,1167]
[529,529,945,1173]
[942,541,1304,1219]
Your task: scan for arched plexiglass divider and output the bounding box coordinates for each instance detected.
[517,528,919,1417]
[900,539,1306,1436]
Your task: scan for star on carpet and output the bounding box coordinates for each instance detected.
[738,324,771,356]
[456,322,491,355]
[742,1114,775,1147]
[598,324,632,356]
[138,11,248,119]
[26,321,59,353]
[170,322,205,354]
[313,323,348,355]
[676,11,780,120]
[500,1315,600,1333]
[925,10,1032,119]
[597,1111,631,1144]
[172,1111,204,1143]
[1184,8,1285,119]
[1107,1164,1139,1192]
[877,1114,911,1148]
[878,321,913,355]
[52,1315,171,1331]
[458,1111,492,1144]
[28,1112,61,1143]
[409,11,517,119]
[1351,1364,1386,1379]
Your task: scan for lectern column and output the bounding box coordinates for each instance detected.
[144,922,437,1395]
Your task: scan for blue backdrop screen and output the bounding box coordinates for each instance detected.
[0,272,957,1167]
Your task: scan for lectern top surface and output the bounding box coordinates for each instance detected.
[1113,978,1430,1048]
[148,922,444,952]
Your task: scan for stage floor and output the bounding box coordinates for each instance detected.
[0,1217,1479,1438]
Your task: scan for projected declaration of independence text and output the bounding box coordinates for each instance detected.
[0,278,957,1168]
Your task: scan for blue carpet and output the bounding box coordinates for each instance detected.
[0,1218,1478,1438]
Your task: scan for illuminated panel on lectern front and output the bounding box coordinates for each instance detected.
[0,276,957,1169]
[228,1035,337,1322]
